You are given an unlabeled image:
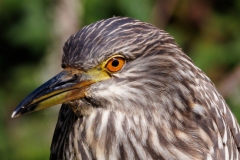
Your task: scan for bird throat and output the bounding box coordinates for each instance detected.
[66,99,94,117]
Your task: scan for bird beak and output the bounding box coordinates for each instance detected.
[11,68,108,118]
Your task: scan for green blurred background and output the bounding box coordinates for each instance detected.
[1,0,240,159]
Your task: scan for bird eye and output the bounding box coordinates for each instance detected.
[105,57,125,72]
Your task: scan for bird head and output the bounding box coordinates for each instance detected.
[12,17,196,118]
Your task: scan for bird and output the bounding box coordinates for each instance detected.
[12,17,240,160]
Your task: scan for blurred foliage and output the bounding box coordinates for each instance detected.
[82,0,155,24]
[0,0,240,159]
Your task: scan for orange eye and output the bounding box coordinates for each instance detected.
[105,57,125,72]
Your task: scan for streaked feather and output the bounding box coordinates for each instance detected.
[51,17,240,160]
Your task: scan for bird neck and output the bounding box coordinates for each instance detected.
[60,109,210,159]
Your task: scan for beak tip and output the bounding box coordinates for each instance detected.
[11,107,22,118]
[11,111,17,118]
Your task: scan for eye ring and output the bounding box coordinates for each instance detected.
[105,56,125,72]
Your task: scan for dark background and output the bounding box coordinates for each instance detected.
[1,0,240,159]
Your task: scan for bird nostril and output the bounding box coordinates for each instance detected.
[54,75,78,89]
[61,64,67,68]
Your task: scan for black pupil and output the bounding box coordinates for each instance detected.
[112,59,119,67]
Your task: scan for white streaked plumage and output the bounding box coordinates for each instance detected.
[15,17,238,159]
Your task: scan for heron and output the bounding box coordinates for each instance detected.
[12,17,240,160]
